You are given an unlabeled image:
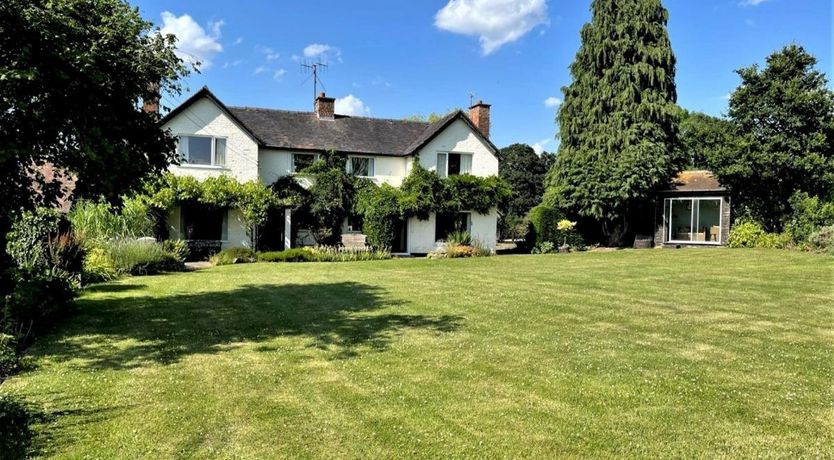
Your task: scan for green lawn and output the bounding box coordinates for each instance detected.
[2,249,833,458]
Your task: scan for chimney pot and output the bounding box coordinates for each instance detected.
[468,100,491,139]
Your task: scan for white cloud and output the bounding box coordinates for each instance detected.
[544,96,561,108]
[253,65,268,76]
[532,138,552,154]
[434,0,549,55]
[740,0,769,5]
[303,43,342,62]
[335,95,370,116]
[222,59,243,69]
[233,37,243,45]
[273,69,287,80]
[262,47,280,61]
[291,54,301,62]
[159,12,223,70]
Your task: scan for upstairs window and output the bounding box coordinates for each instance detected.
[178,135,226,167]
[292,153,317,173]
[347,156,375,177]
[437,152,472,178]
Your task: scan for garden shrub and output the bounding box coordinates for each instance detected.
[446,244,477,258]
[531,241,557,254]
[161,239,190,263]
[100,239,184,275]
[0,333,19,379]
[0,394,32,458]
[355,184,401,249]
[528,205,563,245]
[808,225,834,254]
[68,198,154,243]
[82,247,117,283]
[728,220,791,249]
[446,230,472,246]
[212,247,256,265]
[258,248,318,263]
[786,192,834,243]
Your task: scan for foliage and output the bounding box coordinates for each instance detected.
[355,184,402,249]
[545,0,683,245]
[0,333,19,379]
[0,394,32,458]
[0,0,188,248]
[441,174,511,215]
[399,161,445,220]
[257,246,391,263]
[445,244,478,258]
[557,220,576,232]
[258,248,318,263]
[785,192,834,243]
[68,198,154,243]
[161,239,190,263]
[531,241,557,254]
[727,220,791,249]
[446,230,472,246]
[212,247,257,266]
[5,207,64,272]
[498,143,556,227]
[97,240,184,276]
[139,173,289,247]
[808,225,834,254]
[679,111,737,169]
[82,246,118,283]
[528,205,564,246]
[714,45,834,230]
[294,152,357,245]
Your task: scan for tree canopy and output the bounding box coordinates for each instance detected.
[498,143,554,218]
[713,45,834,230]
[544,0,683,245]
[0,0,188,223]
[679,111,736,170]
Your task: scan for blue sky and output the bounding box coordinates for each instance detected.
[136,0,832,152]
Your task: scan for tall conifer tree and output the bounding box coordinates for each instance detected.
[545,0,683,245]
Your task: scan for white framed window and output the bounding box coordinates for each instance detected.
[177,135,226,167]
[437,152,472,178]
[347,156,375,177]
[665,197,723,244]
[291,153,318,173]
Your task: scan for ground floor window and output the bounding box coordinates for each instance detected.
[435,212,471,242]
[181,203,228,241]
[666,198,722,243]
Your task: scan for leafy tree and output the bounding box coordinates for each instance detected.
[679,111,736,169]
[0,0,188,216]
[544,0,683,245]
[298,152,357,245]
[498,143,555,218]
[713,45,834,230]
[403,111,458,123]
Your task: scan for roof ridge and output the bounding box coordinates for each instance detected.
[228,105,432,125]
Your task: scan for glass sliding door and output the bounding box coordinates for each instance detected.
[666,198,722,244]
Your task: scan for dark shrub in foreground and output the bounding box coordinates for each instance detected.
[0,394,33,458]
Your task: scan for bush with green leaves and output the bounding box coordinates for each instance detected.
[786,192,834,243]
[0,333,19,379]
[808,225,834,254]
[99,239,184,276]
[82,246,118,283]
[528,205,563,245]
[728,220,791,249]
[531,241,557,254]
[0,394,32,458]
[68,198,154,243]
[354,183,402,249]
[258,246,391,263]
[258,248,318,263]
[212,247,257,265]
[446,230,472,246]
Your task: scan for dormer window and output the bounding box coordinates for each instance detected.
[178,135,226,167]
[437,152,472,178]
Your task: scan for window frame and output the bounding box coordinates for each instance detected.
[435,211,472,242]
[665,197,724,245]
[347,155,375,177]
[177,134,227,168]
[291,153,319,173]
[437,151,473,178]
[180,204,229,242]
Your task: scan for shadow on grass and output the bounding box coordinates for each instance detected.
[37,282,461,369]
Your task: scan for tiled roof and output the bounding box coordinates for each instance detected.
[665,170,726,192]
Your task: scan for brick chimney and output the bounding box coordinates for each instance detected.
[142,83,160,114]
[468,100,491,139]
[315,92,335,120]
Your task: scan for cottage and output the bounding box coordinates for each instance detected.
[654,170,731,247]
[160,87,500,255]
